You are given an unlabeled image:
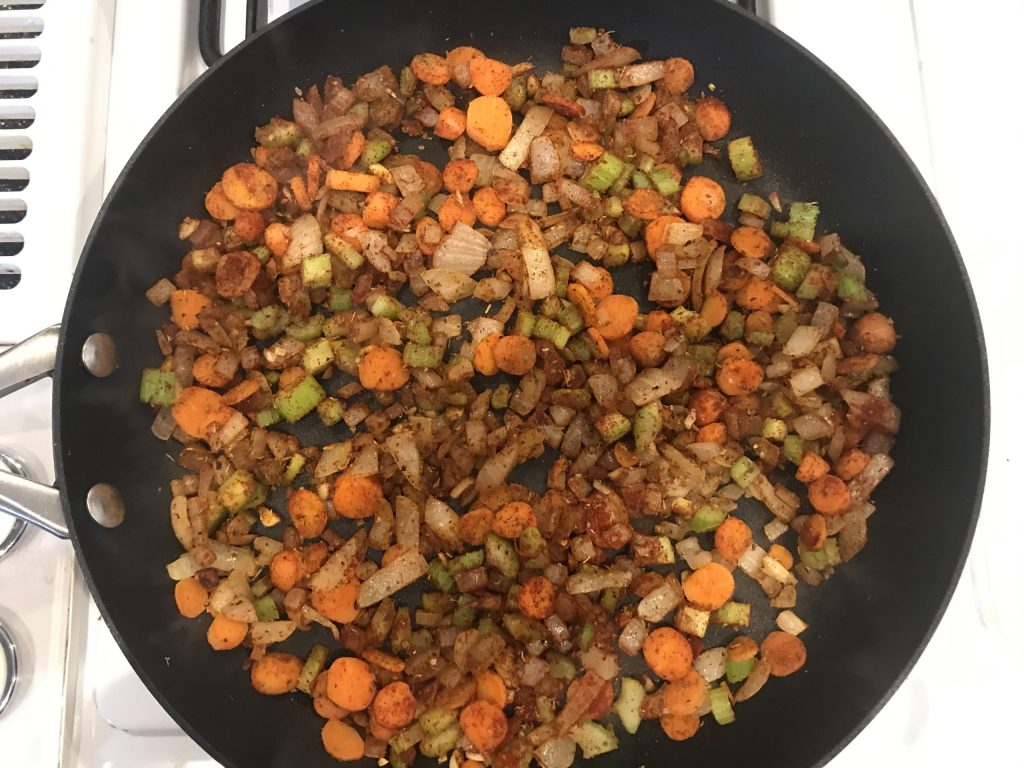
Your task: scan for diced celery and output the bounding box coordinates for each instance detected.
[569,26,598,44]
[477,617,496,636]
[774,309,799,344]
[772,390,795,418]
[403,343,442,369]
[730,456,760,488]
[555,264,571,298]
[588,68,616,89]
[390,723,426,755]
[284,453,306,484]
[633,402,662,453]
[448,549,484,575]
[725,656,756,684]
[418,707,457,736]
[370,294,404,319]
[502,613,544,643]
[720,310,745,341]
[614,678,645,735]
[427,559,454,593]
[538,296,562,319]
[771,244,812,291]
[327,286,352,311]
[361,138,393,167]
[254,595,279,622]
[649,167,681,196]
[689,344,717,377]
[533,316,571,349]
[421,591,446,613]
[565,336,592,362]
[295,138,312,158]
[330,340,360,375]
[617,211,642,237]
[761,417,788,442]
[603,195,623,218]
[557,303,584,334]
[255,119,302,148]
[274,375,325,422]
[772,202,819,241]
[217,470,261,512]
[249,305,287,336]
[301,253,333,289]
[782,434,804,465]
[690,505,725,533]
[264,371,280,386]
[296,644,328,695]
[746,329,775,348]
[618,97,635,117]
[600,587,622,612]
[547,652,576,680]
[518,526,545,559]
[419,723,462,758]
[837,274,869,302]
[399,66,417,97]
[596,412,631,443]
[513,310,536,338]
[579,622,595,650]
[485,534,519,579]
[254,408,281,428]
[323,233,364,269]
[302,338,334,375]
[189,247,220,272]
[503,78,527,111]
[317,397,344,427]
[631,170,652,189]
[711,601,751,627]
[405,315,431,345]
[252,245,271,263]
[796,264,831,300]
[285,314,324,342]
[603,243,630,267]
[738,192,771,219]
[670,307,710,342]
[452,600,477,628]
[569,721,619,759]
[727,136,764,181]
[490,383,510,409]
[637,154,656,174]
[580,152,625,193]
[446,355,473,382]
[709,685,736,725]
[139,369,177,406]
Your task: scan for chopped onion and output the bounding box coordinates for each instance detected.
[301,604,341,641]
[625,368,683,406]
[617,60,666,87]
[790,365,825,397]
[580,645,619,681]
[664,221,704,246]
[499,105,554,171]
[510,215,556,300]
[390,163,425,198]
[811,301,840,330]
[475,442,519,492]
[735,658,771,702]
[357,549,429,608]
[529,135,563,184]
[384,429,422,488]
[422,268,476,302]
[848,453,894,503]
[309,529,367,593]
[618,617,647,656]
[314,441,352,479]
[566,569,632,594]
[783,325,823,357]
[764,519,788,542]
[776,609,808,636]
[791,413,832,441]
[282,214,322,271]
[637,581,682,622]
[521,656,551,686]
[250,620,296,645]
[424,496,460,547]
[737,543,767,577]
[694,647,727,682]
[535,738,577,768]
[433,221,490,275]
[735,256,770,278]
[166,552,200,581]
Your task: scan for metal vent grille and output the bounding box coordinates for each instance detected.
[0,2,39,292]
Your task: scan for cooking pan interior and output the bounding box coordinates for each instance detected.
[53,1,987,766]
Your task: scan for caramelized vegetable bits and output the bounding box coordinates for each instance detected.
[145,25,899,767]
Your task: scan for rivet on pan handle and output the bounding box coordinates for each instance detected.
[0,325,68,538]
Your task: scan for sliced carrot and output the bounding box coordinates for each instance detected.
[800,514,827,551]
[735,276,777,311]
[690,389,726,427]
[518,575,557,619]
[171,387,226,439]
[192,354,233,388]
[494,335,537,376]
[415,159,444,196]
[233,210,266,242]
[629,330,667,368]
[411,52,451,86]
[215,249,261,299]
[327,657,377,711]
[492,501,536,539]
[795,452,830,484]
[661,712,700,741]
[694,96,731,141]
[473,333,502,376]
[362,190,399,229]
[716,357,764,396]
[312,579,361,624]
[438,193,477,232]
[332,474,383,520]
[663,668,706,715]
[567,283,597,327]
[222,378,260,406]
[472,186,507,227]
[264,221,291,257]
[470,57,513,96]
[629,91,657,119]
[466,95,513,151]
[459,699,508,753]
[174,577,208,618]
[700,290,729,327]
[661,57,695,94]
[435,106,468,141]
[682,562,735,610]
[321,719,364,761]
[207,614,247,651]
[761,631,807,677]
[362,647,405,674]
[221,163,279,210]
[730,226,773,260]
[443,159,479,193]
[588,328,610,358]
[372,681,417,729]
[714,517,752,563]
[300,541,329,575]
[807,474,850,516]
[571,141,605,161]
[850,312,897,354]
[642,627,693,681]
[170,289,212,330]
[623,188,667,221]
[269,549,304,592]
[835,448,871,481]
[476,669,508,708]
[415,217,444,256]
[279,365,306,391]
[307,154,323,200]
[446,46,485,88]
[251,652,303,695]
[593,294,639,341]
[341,130,366,170]
[645,310,675,333]
[645,214,687,256]
[290,175,313,211]
[359,346,409,391]
[716,341,750,361]
[457,506,494,545]
[325,170,380,194]
[767,543,794,569]
[288,488,328,539]
[679,176,725,223]
[695,422,727,445]
[205,182,240,220]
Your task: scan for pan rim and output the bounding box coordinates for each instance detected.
[52,1,990,766]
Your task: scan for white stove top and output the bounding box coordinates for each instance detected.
[0,1,1020,766]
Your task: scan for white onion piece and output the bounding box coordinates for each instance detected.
[357,549,429,607]
[580,645,619,680]
[432,221,490,275]
[475,442,519,492]
[694,647,727,682]
[735,658,771,702]
[535,738,577,768]
[384,429,422,488]
[314,441,353,479]
[617,60,666,87]
[637,582,683,622]
[791,413,832,441]
[737,543,767,577]
[618,618,647,656]
[521,656,551,686]
[764,519,788,542]
[783,325,823,357]
[776,610,808,636]
[811,301,840,330]
[250,620,296,645]
[790,365,825,397]
[664,221,704,246]
[422,268,477,302]
[625,368,683,406]
[735,256,771,278]
[166,552,200,581]
[499,105,553,170]
[282,214,322,271]
[424,496,460,547]
[566,569,632,594]
[309,529,366,593]
[348,445,379,477]
[390,164,425,198]
[529,135,563,184]
[511,215,556,300]
[394,495,420,552]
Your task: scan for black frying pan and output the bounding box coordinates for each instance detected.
[0,1,987,766]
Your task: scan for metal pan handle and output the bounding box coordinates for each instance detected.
[198,0,268,67]
[0,326,69,539]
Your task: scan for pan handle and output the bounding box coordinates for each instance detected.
[0,326,69,539]
[199,0,268,67]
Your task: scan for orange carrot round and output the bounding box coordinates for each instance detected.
[312,579,361,624]
[459,699,508,753]
[174,577,208,618]
[215,249,261,298]
[411,52,451,85]
[321,719,364,761]
[735,276,777,311]
[492,501,536,539]
[170,289,212,330]
[715,358,764,396]
[470,57,513,96]
[660,712,700,741]
[263,221,291,257]
[359,346,409,391]
[289,488,327,539]
[205,182,240,221]
[716,341,750,361]
[682,562,735,610]
[330,213,368,250]
[629,330,667,368]
[594,294,639,341]
[415,217,444,256]
[466,95,513,151]
[518,576,557,619]
[730,226,773,260]
[807,474,850,516]
[850,312,896,354]
[494,335,537,376]
[250,652,303,695]
[472,186,507,226]
[443,159,480,193]
[221,163,279,211]
[476,669,508,708]
[332,474,384,519]
[458,506,495,545]
[473,333,502,376]
[679,176,725,223]
[438,193,477,232]
[661,57,695,94]
[694,96,731,141]
[171,387,226,439]
[327,657,377,711]
[207,614,247,651]
[700,290,729,327]
[446,46,485,88]
[269,549,304,592]
[714,517,752,563]
[662,668,706,715]
[795,452,830,484]
[435,106,468,141]
[643,627,694,682]
[623,188,666,221]
[800,514,828,551]
[372,681,417,729]
[695,422,727,445]
[362,191,399,229]
[690,389,727,427]
[835,448,870,481]
[761,631,807,677]
[234,210,266,242]
[192,353,233,388]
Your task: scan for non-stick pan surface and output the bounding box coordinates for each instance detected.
[52,1,987,766]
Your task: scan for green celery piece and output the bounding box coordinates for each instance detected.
[670,307,710,342]
[600,587,622,612]
[595,412,631,443]
[690,505,725,532]
[403,343,442,369]
[254,408,281,428]
[398,67,417,97]
[631,170,651,189]
[761,417,788,442]
[782,434,804,465]
[513,310,536,338]
[632,402,662,453]
[502,613,544,643]
[370,294,404,319]
[452,601,477,628]
[720,310,745,341]
[254,595,279,622]
[323,233,365,269]
[274,376,325,422]
[546,652,576,680]
[255,119,301,148]
[302,338,334,375]
[317,397,344,427]
[738,192,771,219]
[617,211,642,237]
[217,470,260,513]
[427,559,454,593]
[837,274,869,302]
[579,622,595,650]
[490,383,510,409]
[447,549,484,575]
[618,98,635,117]
[285,314,324,342]
[711,601,751,627]
[580,152,625,193]
[774,310,799,344]
[361,138,393,167]
[565,336,591,362]
[327,287,352,311]
[249,305,287,334]
[557,303,584,334]
[329,340,360,375]
[518,526,545,559]
[533,316,571,349]
[603,195,623,217]
[301,253,333,289]
[649,167,681,196]
[587,68,616,89]
[730,456,760,488]
[485,534,519,579]
[709,685,736,725]
[296,644,328,695]
[746,329,775,348]
[139,369,177,406]
[503,78,527,111]
[405,316,432,345]
[725,656,756,684]
[796,265,830,300]
[727,136,764,181]
[251,245,271,263]
[284,453,306,483]
[603,243,630,267]
[295,138,312,158]
[772,244,812,291]
[689,344,717,377]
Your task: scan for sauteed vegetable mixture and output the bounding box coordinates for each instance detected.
[144,27,899,766]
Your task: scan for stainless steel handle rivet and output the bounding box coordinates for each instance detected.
[81,333,117,378]
[86,483,124,528]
